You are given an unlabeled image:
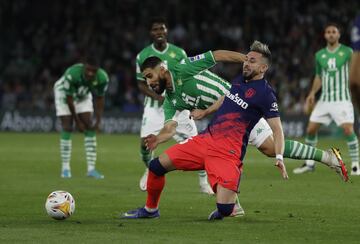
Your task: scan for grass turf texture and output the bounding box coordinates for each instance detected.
[0,132,359,243]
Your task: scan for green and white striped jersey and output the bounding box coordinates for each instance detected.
[54,64,109,102]
[163,51,231,122]
[315,44,353,102]
[136,43,187,108]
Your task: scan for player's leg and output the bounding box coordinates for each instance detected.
[330,101,359,175]
[54,83,73,178]
[174,110,213,195]
[207,153,242,220]
[77,111,103,179]
[293,102,330,174]
[138,106,164,191]
[59,116,73,178]
[340,123,359,175]
[122,135,207,219]
[259,136,344,175]
[292,122,321,173]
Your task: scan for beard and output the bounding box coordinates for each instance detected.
[153,78,167,95]
[243,70,257,80]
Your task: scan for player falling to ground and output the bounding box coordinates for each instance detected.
[136,17,213,194]
[138,46,348,182]
[122,41,288,220]
[53,55,109,179]
[293,23,359,176]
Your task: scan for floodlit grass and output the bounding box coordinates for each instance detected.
[0,132,359,243]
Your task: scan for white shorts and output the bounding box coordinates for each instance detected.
[54,80,93,116]
[309,101,354,126]
[140,106,197,142]
[248,118,273,148]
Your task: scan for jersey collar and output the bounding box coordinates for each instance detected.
[326,44,341,53]
[151,43,169,54]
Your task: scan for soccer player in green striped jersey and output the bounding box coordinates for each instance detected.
[53,55,109,179]
[141,49,348,182]
[294,23,359,175]
[136,17,213,195]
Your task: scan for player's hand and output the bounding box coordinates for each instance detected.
[190,109,207,120]
[75,119,85,132]
[144,134,158,151]
[93,121,101,133]
[275,160,289,180]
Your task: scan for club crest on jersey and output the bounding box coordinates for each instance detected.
[245,88,256,98]
[270,102,278,112]
[189,54,205,62]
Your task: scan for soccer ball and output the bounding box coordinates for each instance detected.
[45,190,75,220]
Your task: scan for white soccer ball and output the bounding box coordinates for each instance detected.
[45,190,75,220]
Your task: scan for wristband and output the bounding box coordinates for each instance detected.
[276,154,283,161]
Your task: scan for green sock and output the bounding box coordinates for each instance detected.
[84,130,97,172]
[284,139,322,162]
[345,133,359,164]
[60,131,72,170]
[140,144,153,168]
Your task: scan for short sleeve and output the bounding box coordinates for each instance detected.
[136,54,145,81]
[163,97,177,123]
[260,89,280,119]
[94,70,109,96]
[177,51,216,79]
[63,71,76,96]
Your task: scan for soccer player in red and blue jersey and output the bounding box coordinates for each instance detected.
[122,41,288,220]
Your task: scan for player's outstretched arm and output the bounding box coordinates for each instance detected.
[212,50,247,63]
[190,96,225,120]
[144,120,178,150]
[266,117,288,180]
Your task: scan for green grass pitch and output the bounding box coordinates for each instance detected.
[0,132,359,243]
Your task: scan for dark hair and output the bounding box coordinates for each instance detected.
[140,56,163,72]
[324,22,341,34]
[149,16,167,30]
[250,40,272,66]
[84,52,100,67]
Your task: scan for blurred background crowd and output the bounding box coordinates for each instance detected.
[0,0,359,115]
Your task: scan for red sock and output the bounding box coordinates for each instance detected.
[145,171,165,209]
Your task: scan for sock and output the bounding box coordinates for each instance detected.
[145,170,165,209]
[346,133,359,167]
[217,203,235,217]
[198,170,208,185]
[284,139,323,163]
[60,131,72,170]
[141,143,154,167]
[84,130,97,172]
[304,134,318,167]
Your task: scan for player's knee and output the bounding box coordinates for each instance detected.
[216,203,235,217]
[149,158,168,176]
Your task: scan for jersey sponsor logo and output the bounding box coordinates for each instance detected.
[189,54,205,62]
[270,102,278,112]
[225,91,249,109]
[245,88,256,98]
